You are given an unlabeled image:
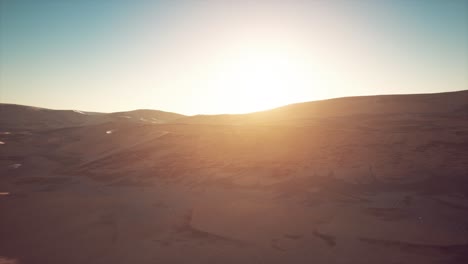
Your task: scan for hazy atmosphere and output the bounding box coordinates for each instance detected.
[1,0,467,114]
[1,1,468,264]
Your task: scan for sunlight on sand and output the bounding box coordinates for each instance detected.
[8,164,21,169]
[0,257,19,264]
[72,110,87,115]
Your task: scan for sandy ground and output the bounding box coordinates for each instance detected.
[1,91,467,263]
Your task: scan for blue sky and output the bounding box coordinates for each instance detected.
[1,0,467,114]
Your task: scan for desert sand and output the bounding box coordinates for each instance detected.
[1,90,468,264]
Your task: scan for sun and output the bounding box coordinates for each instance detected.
[207,46,316,114]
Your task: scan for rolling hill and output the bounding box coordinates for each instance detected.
[0,103,185,130]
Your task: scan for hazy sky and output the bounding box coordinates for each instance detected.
[1,0,467,114]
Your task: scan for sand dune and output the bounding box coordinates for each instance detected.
[175,90,468,125]
[0,91,467,263]
[0,104,185,131]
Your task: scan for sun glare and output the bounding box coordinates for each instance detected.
[207,47,315,114]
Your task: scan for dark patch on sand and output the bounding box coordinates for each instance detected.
[359,237,468,263]
[313,230,336,247]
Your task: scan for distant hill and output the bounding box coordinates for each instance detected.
[2,90,466,130]
[0,104,185,131]
[174,90,468,125]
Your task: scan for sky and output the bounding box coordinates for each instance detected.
[1,0,467,115]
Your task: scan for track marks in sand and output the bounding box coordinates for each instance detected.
[359,237,468,261]
[270,234,304,251]
[172,210,246,247]
[313,230,337,247]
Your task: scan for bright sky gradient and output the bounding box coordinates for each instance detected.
[1,0,467,115]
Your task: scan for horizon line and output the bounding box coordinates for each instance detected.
[1,89,466,116]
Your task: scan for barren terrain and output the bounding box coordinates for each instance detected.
[1,91,468,264]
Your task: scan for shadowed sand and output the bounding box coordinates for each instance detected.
[1,91,467,263]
